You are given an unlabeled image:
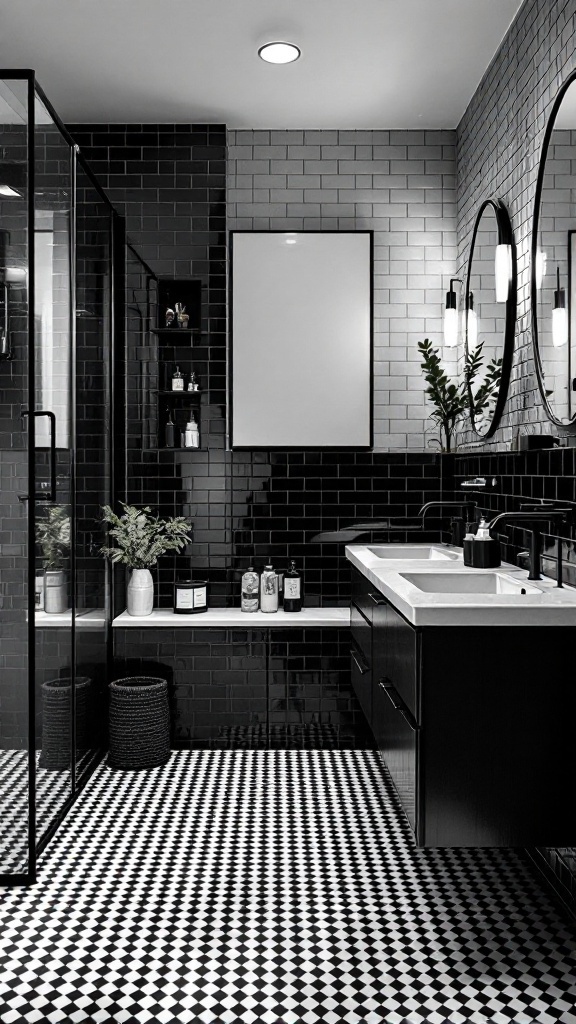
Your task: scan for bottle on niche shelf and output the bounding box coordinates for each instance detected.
[164,408,176,449]
[260,563,279,613]
[171,365,184,391]
[182,412,200,449]
[283,560,302,613]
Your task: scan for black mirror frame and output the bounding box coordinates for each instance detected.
[531,70,576,431]
[465,197,517,439]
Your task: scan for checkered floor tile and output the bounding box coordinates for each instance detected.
[0,749,101,874]
[0,750,575,1022]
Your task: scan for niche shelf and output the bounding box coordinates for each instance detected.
[153,277,205,450]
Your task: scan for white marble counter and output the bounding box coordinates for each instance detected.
[346,543,576,626]
[113,607,350,628]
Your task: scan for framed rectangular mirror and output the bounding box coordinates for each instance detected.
[230,230,373,448]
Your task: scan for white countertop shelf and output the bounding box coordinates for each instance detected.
[35,609,107,629]
[113,607,350,628]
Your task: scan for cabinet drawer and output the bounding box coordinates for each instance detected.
[351,568,387,623]
[373,678,417,833]
[374,602,418,719]
[351,602,372,664]
[350,643,372,724]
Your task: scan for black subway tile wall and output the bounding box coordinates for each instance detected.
[114,626,372,751]
[69,123,446,750]
[451,449,576,584]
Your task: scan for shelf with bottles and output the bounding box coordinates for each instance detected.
[157,278,202,333]
[158,402,201,451]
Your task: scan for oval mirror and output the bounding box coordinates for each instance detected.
[464,198,516,438]
[532,73,576,427]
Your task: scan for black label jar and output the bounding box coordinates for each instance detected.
[174,579,208,614]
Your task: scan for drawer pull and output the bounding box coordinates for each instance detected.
[368,591,387,606]
[378,677,418,732]
[350,647,369,675]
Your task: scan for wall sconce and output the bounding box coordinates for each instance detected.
[466,292,478,350]
[444,277,461,347]
[552,266,568,348]
[495,243,512,302]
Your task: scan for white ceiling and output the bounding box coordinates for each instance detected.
[0,0,524,128]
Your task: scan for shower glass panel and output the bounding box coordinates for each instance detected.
[74,164,112,787]
[33,90,74,851]
[0,71,119,883]
[0,77,31,877]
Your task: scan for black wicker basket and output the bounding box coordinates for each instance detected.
[108,676,170,770]
[39,675,92,770]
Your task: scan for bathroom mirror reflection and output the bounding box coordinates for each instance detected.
[230,231,373,448]
[464,198,516,438]
[532,73,576,426]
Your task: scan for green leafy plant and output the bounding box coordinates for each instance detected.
[101,503,192,569]
[36,505,71,570]
[418,338,503,451]
[418,338,468,452]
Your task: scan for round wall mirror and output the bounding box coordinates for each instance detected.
[532,72,576,427]
[465,198,516,438]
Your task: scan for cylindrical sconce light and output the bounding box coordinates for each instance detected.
[495,243,512,302]
[466,292,478,350]
[444,278,461,347]
[552,266,568,348]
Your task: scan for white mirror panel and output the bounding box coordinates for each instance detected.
[230,231,372,448]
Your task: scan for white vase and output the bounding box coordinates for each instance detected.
[44,570,67,614]
[127,568,154,616]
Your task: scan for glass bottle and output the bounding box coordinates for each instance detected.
[283,560,302,612]
[171,365,184,391]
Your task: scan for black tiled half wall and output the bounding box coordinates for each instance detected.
[114,626,373,751]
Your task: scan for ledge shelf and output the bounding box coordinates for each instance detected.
[113,608,350,628]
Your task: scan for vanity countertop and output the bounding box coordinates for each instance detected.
[346,543,576,626]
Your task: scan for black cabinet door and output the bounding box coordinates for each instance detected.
[372,602,419,833]
[350,603,372,724]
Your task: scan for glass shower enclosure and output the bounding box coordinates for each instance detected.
[0,73,122,883]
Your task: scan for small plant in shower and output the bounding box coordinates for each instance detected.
[100,502,192,616]
[418,338,502,452]
[36,505,71,614]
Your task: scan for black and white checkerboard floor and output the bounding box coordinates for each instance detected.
[0,749,101,874]
[0,749,575,1023]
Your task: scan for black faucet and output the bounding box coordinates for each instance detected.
[487,509,571,583]
[418,501,477,547]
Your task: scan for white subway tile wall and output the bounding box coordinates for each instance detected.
[456,0,576,448]
[227,129,457,451]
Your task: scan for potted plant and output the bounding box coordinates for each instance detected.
[36,505,71,613]
[418,338,503,451]
[101,502,192,616]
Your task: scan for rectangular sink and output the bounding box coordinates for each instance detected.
[400,572,541,595]
[366,545,459,561]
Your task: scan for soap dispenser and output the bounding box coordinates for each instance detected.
[463,517,478,567]
[471,517,501,569]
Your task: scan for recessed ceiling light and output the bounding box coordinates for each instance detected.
[258,41,301,65]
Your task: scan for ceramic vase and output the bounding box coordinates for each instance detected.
[44,570,67,614]
[127,568,154,616]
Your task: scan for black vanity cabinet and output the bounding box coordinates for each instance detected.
[372,600,418,833]
[350,568,576,848]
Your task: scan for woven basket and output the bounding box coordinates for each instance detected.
[108,676,170,770]
[39,675,91,770]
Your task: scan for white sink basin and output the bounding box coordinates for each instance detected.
[365,544,459,561]
[400,572,541,595]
